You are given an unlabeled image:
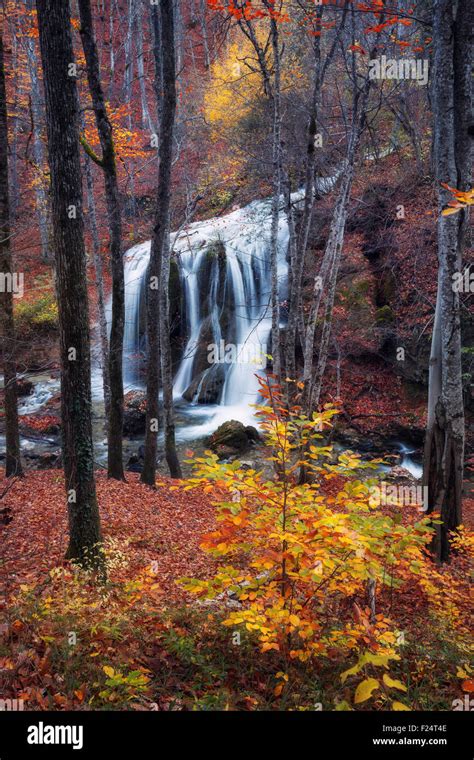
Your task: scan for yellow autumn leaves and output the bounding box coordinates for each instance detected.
[441,183,474,216]
[341,652,410,709]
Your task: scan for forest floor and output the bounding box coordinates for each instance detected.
[0,469,472,712]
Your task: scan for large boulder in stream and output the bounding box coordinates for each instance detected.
[127,445,146,473]
[208,420,261,458]
[387,465,417,483]
[182,362,226,404]
[35,450,62,469]
[16,378,34,397]
[186,315,215,382]
[123,391,147,436]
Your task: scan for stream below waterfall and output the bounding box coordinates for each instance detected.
[0,371,424,479]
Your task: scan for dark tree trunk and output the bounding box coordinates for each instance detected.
[36,0,103,571]
[8,24,19,220]
[78,0,125,481]
[142,0,181,484]
[423,0,472,562]
[0,32,22,478]
[161,233,182,479]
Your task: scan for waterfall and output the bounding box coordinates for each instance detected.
[396,442,423,479]
[122,199,285,403]
[122,242,151,387]
[121,175,341,436]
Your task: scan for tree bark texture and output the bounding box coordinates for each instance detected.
[36,0,103,569]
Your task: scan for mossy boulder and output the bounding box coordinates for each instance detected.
[123,390,147,436]
[197,240,227,315]
[208,420,261,457]
[16,378,34,397]
[375,305,394,325]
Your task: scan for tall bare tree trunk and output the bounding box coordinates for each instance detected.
[135,0,154,133]
[83,149,111,424]
[25,39,52,261]
[265,6,282,379]
[160,235,182,479]
[79,0,125,481]
[8,19,19,220]
[150,1,163,131]
[142,0,181,484]
[285,15,322,384]
[309,161,355,411]
[158,0,181,479]
[37,0,103,571]
[123,0,137,229]
[108,0,116,100]
[0,30,22,478]
[423,0,472,562]
[199,0,211,69]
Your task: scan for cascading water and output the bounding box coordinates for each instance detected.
[121,176,340,439]
[396,442,422,479]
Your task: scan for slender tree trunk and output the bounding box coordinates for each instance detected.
[334,338,341,400]
[423,0,472,562]
[390,90,424,174]
[25,0,52,263]
[79,0,125,480]
[199,0,211,69]
[83,150,111,424]
[0,31,22,478]
[123,0,134,99]
[25,39,52,263]
[237,17,272,98]
[158,0,182,479]
[108,0,115,100]
[302,159,349,406]
[123,0,137,228]
[78,100,111,421]
[161,233,182,478]
[135,0,154,133]
[36,0,103,570]
[309,161,355,411]
[283,171,297,384]
[150,1,163,131]
[142,0,181,484]
[267,10,282,379]
[285,21,322,384]
[174,0,184,78]
[8,21,19,220]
